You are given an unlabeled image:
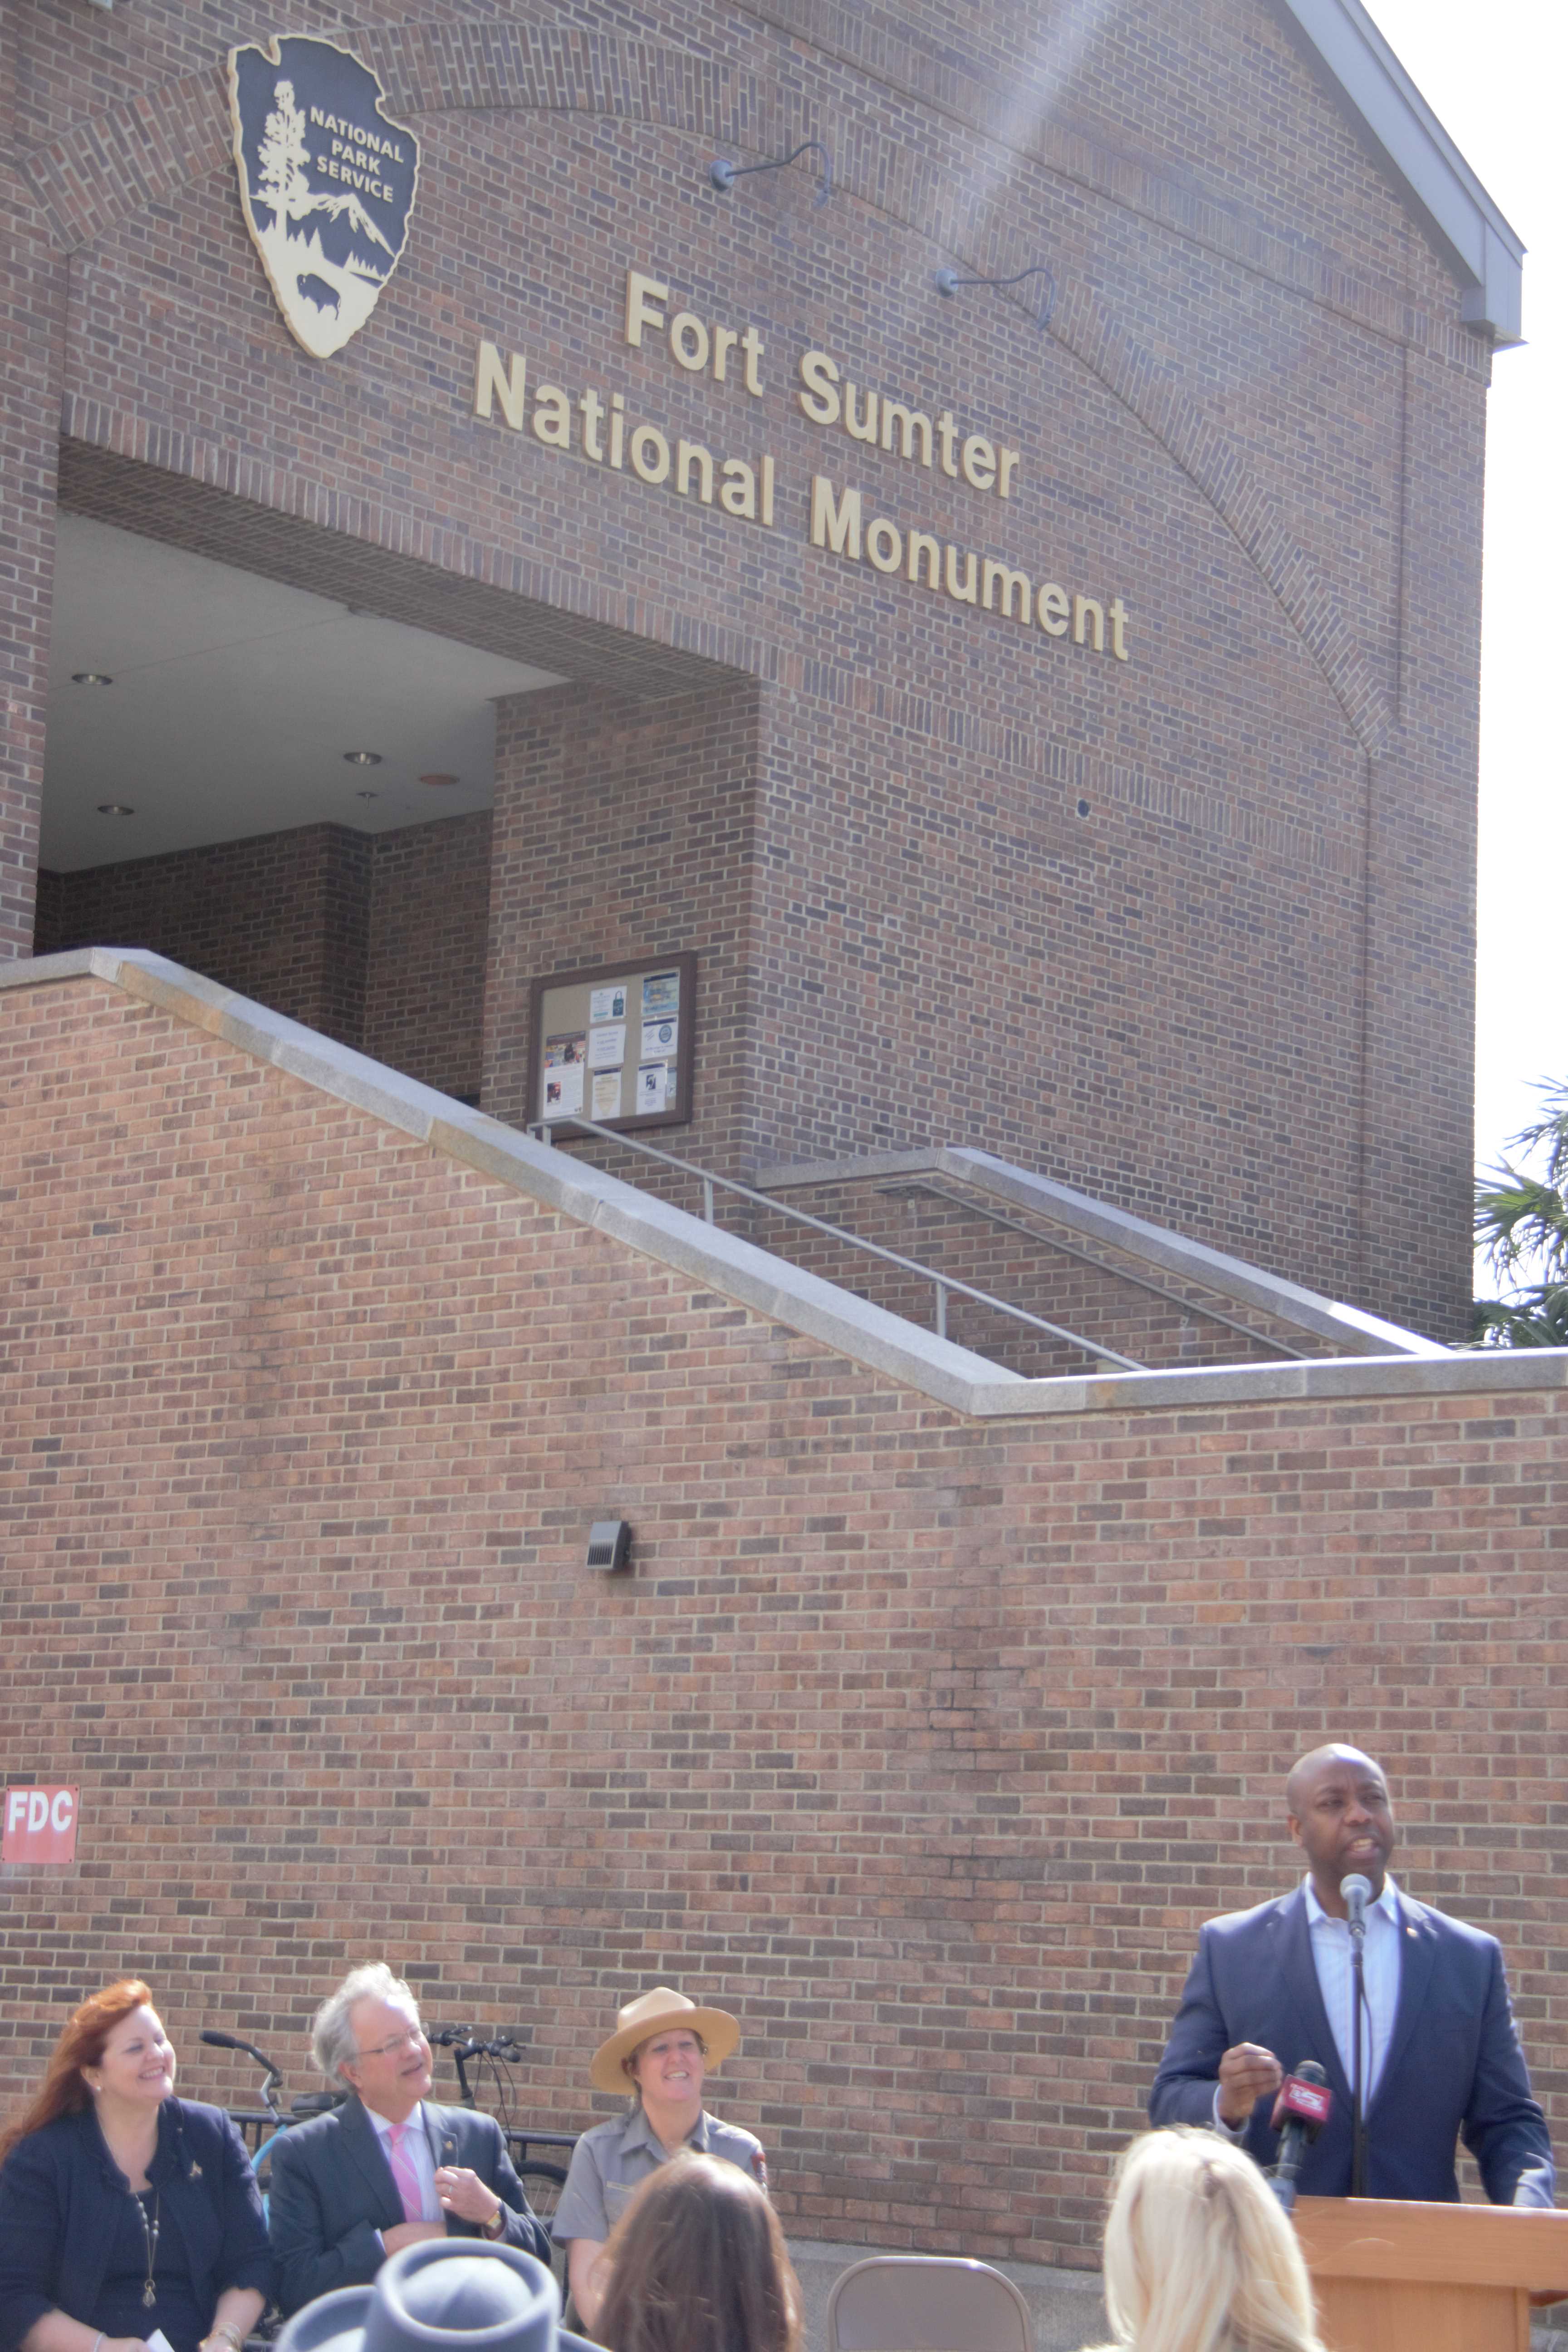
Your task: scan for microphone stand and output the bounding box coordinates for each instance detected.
[1348,1916,1368,2197]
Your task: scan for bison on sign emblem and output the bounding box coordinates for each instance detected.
[228,34,420,358]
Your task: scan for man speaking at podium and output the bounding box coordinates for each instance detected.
[1149,1744,1555,2204]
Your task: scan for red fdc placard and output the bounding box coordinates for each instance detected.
[3,1786,79,1864]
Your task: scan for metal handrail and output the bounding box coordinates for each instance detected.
[529,1115,1143,1371]
[911,1176,1311,1361]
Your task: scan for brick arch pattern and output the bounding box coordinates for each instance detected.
[21,20,1392,751]
[1045,275,1392,753]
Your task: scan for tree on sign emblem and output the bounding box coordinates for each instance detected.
[228,35,421,359]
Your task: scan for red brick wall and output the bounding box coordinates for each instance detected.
[483,682,762,1161]
[2,974,1563,2266]
[37,812,493,1096]
[34,826,373,1047]
[11,0,1492,1337]
[367,812,492,1102]
[0,162,58,960]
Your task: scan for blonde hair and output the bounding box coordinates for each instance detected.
[1087,2129,1326,2352]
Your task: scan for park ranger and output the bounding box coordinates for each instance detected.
[555,1987,767,2332]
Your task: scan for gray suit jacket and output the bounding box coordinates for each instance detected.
[268,2096,552,2313]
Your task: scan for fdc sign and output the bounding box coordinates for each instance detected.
[2,1786,79,1865]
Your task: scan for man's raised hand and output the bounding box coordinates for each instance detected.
[1217,2042,1283,2125]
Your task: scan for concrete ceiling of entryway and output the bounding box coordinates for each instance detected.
[41,515,565,871]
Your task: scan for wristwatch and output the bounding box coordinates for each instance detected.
[483,2205,507,2240]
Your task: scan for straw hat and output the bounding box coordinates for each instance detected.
[589,1987,740,2095]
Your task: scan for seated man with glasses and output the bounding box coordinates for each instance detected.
[268,1963,552,2313]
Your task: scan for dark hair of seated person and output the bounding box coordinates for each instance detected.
[592,2149,803,2352]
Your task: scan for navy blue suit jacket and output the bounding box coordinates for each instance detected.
[0,2099,272,2352]
[267,2097,552,2314]
[1149,1885,1553,2202]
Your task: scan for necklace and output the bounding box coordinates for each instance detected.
[132,2186,160,2310]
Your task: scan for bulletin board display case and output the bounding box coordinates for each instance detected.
[529,953,696,1134]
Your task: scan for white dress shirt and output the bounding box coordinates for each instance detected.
[1213,1873,1401,2135]
[1304,1870,1401,2103]
[366,2100,440,2222]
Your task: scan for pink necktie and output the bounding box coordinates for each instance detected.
[387,2122,423,2223]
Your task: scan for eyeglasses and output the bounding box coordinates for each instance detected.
[354,2026,427,2060]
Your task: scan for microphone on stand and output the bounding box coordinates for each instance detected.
[1340,1873,1373,2196]
[1269,2060,1333,2212]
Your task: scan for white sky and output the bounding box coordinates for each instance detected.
[1362,0,1567,1184]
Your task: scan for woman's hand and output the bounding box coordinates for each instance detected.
[198,2332,246,2352]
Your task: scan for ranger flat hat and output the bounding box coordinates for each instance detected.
[588,1986,740,2094]
[274,2240,595,2352]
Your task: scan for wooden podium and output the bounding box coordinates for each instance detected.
[1293,2197,1568,2352]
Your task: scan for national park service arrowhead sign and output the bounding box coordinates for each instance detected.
[228,35,420,358]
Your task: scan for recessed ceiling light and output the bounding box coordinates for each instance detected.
[342,750,382,765]
[418,772,460,788]
[97,802,135,816]
[354,789,380,801]
[73,672,114,686]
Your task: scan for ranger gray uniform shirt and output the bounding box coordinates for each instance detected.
[554,2106,768,2240]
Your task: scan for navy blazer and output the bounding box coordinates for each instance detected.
[0,2099,273,2352]
[1149,1884,1553,2202]
[267,2096,552,2314]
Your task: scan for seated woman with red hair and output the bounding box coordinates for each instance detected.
[0,1979,272,2352]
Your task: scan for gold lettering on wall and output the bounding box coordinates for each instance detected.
[808,474,1129,659]
[473,324,1131,664]
[473,341,776,530]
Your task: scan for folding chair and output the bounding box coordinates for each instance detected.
[825,2254,1034,2352]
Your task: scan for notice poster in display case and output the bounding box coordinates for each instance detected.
[529,953,696,1132]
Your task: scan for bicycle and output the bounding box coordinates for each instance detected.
[201,2029,343,2203]
[427,2026,575,2229]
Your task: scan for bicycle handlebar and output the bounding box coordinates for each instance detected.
[201,2029,285,2119]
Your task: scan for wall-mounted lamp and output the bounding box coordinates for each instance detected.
[934,264,1057,331]
[709,141,833,208]
[586,1519,632,1573]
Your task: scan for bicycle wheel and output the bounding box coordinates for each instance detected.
[249,2124,291,2227]
[517,2160,568,2224]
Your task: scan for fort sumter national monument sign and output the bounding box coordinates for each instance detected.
[473,272,1133,662]
[223,39,1132,665]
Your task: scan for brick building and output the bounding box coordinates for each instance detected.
[2,951,1566,2283]
[3,0,1559,2293]
[4,0,1524,1341]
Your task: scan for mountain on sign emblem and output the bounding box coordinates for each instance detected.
[228,35,420,358]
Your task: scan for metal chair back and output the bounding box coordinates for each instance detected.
[825,2255,1034,2352]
